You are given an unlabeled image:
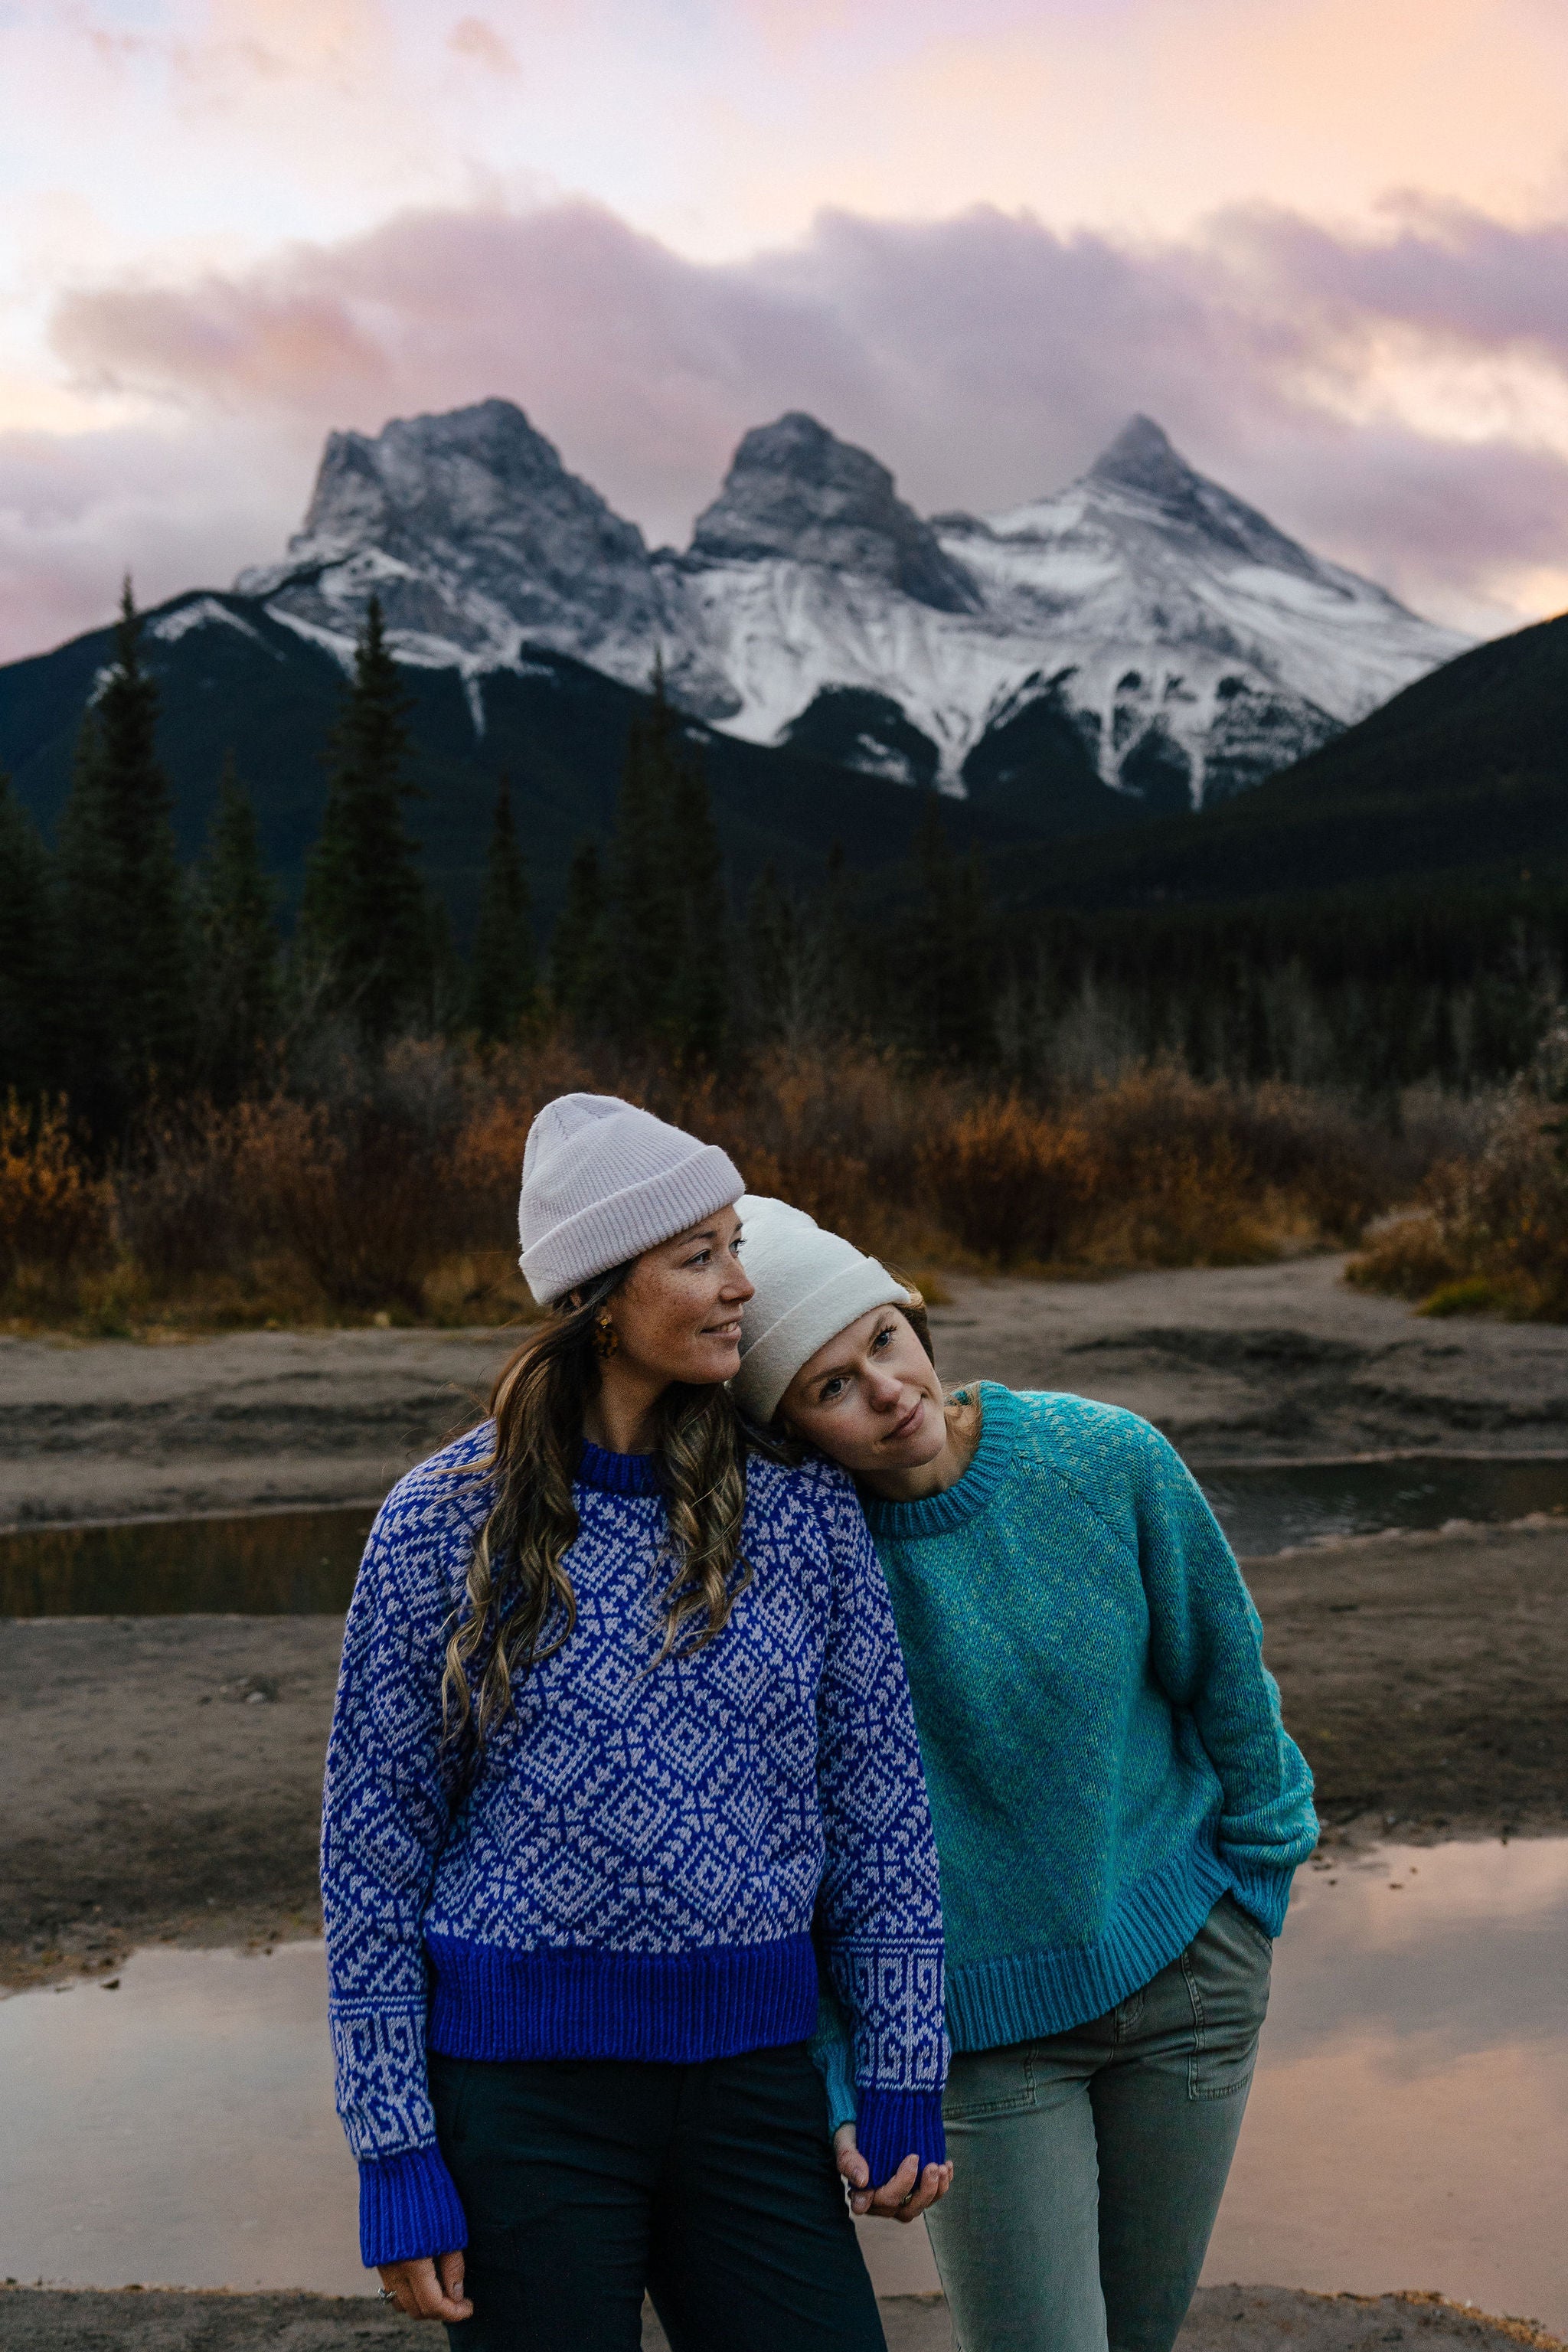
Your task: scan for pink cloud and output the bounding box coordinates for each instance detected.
[448,15,521,74]
[15,191,1568,665]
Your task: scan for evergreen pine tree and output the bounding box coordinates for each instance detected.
[0,769,60,1098]
[662,733,729,1063]
[466,780,538,1041]
[297,596,430,1051]
[426,894,466,1037]
[192,751,281,1099]
[604,669,729,1062]
[608,674,686,1044]
[745,865,795,1045]
[908,789,994,1064]
[551,841,613,1034]
[57,580,192,1129]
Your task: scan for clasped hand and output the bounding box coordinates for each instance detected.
[833,2123,953,2221]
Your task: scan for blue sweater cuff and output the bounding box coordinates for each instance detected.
[1223,1856,1295,1939]
[855,2088,946,2186]
[358,2145,469,2269]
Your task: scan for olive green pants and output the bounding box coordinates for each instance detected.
[927,1895,1273,2352]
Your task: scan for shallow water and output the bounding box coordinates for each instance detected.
[5,1455,1568,1616]
[1202,1455,1568,1558]
[0,1504,372,1616]
[2,1841,1564,2325]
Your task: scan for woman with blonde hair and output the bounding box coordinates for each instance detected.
[320,1099,950,2351]
[734,1195,1316,2352]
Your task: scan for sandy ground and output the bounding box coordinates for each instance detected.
[2,1511,1564,1988]
[928,1256,1568,1466]
[2,1254,1566,1985]
[8,1256,1568,1531]
[2,2286,1559,2352]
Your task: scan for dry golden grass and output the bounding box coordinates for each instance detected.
[0,1040,1486,1333]
[1349,1085,1568,1321]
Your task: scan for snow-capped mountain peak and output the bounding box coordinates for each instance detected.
[234,402,1470,809]
[236,397,666,677]
[686,412,978,613]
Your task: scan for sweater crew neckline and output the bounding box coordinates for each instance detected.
[577,1439,662,1496]
[861,1380,1020,1540]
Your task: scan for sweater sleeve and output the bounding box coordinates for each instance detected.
[807,1970,860,2140]
[321,1481,470,2270]
[1132,1424,1318,1937]
[811,1468,948,2184]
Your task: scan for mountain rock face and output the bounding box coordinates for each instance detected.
[232,400,1468,807]
[686,412,978,612]
[234,398,730,715]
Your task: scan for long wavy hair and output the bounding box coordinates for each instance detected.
[441,1261,754,1760]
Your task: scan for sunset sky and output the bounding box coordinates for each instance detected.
[3,0,1567,660]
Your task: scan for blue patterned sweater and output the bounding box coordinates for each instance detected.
[321,1427,947,2269]
[812,1385,1316,2130]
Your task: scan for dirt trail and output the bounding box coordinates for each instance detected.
[7,1256,1568,1529]
[2,2285,1557,2352]
[929,1256,1568,1465]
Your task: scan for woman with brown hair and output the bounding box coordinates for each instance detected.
[320,1096,949,2352]
[735,1194,1316,2352]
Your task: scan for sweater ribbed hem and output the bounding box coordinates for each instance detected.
[358,2143,468,2269]
[861,1382,1021,1540]
[1222,1854,1295,1939]
[856,2088,947,2184]
[946,1834,1234,2051]
[426,1930,819,2064]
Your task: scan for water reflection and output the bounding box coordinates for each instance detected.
[5,1457,1567,1618]
[1202,1839,1568,2331]
[2,1841,1564,2325]
[1202,1455,1568,1558]
[0,1505,372,1617]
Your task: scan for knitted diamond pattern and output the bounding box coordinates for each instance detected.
[322,1426,946,2198]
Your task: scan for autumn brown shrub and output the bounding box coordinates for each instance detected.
[921,1098,1098,1263]
[1350,1087,1568,1318]
[0,1096,111,1289]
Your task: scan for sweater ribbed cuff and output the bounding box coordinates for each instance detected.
[358,2145,469,2270]
[1222,1854,1295,1939]
[855,2088,947,2187]
[808,2031,859,2139]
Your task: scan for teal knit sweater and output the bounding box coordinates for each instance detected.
[814,1384,1315,2125]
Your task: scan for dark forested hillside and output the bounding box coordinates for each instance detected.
[0,590,1121,939]
[992,609,1568,914]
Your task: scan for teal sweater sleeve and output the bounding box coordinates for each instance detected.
[808,1975,858,2138]
[1125,1419,1318,1934]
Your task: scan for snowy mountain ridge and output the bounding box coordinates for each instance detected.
[234,400,1468,807]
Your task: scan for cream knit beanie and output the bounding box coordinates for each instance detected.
[518,1093,743,1305]
[731,1194,910,1423]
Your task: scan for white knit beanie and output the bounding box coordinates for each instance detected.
[731,1194,911,1423]
[518,1093,744,1305]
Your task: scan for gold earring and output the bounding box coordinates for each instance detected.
[592,1307,619,1361]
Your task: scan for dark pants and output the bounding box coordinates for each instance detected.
[430,2040,887,2352]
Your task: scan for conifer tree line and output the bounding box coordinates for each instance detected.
[4,583,1561,1140]
[0,587,990,1138]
